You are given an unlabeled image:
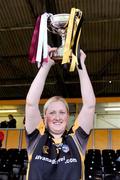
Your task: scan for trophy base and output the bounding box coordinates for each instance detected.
[52,55,72,64]
[52,56,63,61]
[52,46,64,61]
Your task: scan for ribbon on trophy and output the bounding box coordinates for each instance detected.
[28,13,49,68]
[28,16,41,64]
[62,8,83,71]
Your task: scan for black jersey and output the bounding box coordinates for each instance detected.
[26,120,89,180]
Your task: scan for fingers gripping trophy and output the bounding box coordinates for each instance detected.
[29,8,83,72]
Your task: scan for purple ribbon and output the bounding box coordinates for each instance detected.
[28,16,41,63]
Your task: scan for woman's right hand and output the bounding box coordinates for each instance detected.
[48,46,57,65]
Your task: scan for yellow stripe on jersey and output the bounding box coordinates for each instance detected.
[72,118,79,132]
[37,119,45,135]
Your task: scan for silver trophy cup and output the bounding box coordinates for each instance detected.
[48,14,69,60]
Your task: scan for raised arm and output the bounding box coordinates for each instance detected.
[77,50,96,134]
[25,47,57,134]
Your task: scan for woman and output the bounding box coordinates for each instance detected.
[25,47,96,180]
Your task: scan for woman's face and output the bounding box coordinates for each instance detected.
[44,101,69,137]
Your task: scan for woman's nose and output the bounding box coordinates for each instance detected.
[55,113,60,120]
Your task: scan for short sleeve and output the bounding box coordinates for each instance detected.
[25,120,45,155]
[75,127,90,154]
[26,129,40,153]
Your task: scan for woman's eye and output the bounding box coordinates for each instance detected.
[50,111,55,115]
[60,111,65,114]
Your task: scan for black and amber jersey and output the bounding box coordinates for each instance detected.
[26,120,89,180]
